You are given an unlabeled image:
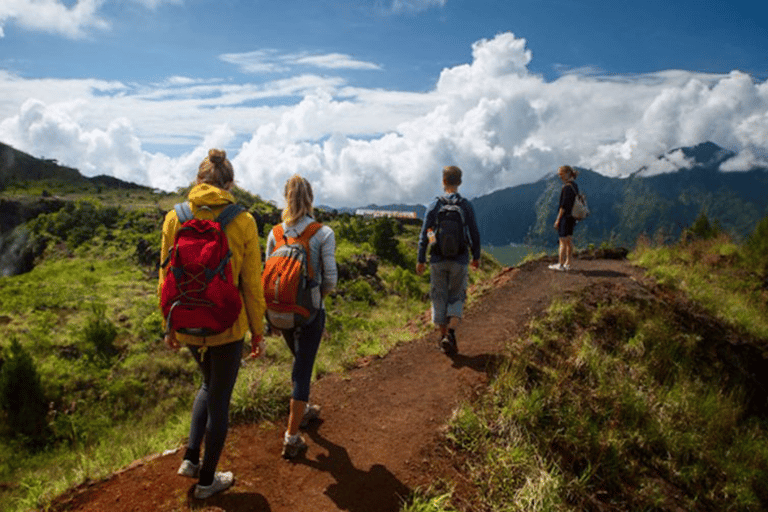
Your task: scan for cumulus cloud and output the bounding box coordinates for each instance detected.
[0,0,181,38]
[1,32,767,208]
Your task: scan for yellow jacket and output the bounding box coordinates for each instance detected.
[158,183,266,347]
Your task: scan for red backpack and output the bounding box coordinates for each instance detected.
[160,202,245,336]
[262,222,323,330]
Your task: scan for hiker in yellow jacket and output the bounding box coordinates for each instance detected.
[158,148,266,499]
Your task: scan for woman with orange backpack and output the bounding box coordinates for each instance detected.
[264,174,337,459]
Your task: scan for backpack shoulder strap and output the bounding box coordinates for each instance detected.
[298,222,323,243]
[174,202,194,223]
[216,204,246,229]
[271,224,286,250]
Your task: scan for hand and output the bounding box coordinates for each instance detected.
[164,331,180,351]
[471,259,479,270]
[553,219,560,230]
[416,262,426,275]
[249,334,266,359]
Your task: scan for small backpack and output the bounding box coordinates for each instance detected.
[568,184,590,220]
[160,202,245,336]
[435,196,468,258]
[262,222,323,330]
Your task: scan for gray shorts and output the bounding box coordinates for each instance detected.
[429,259,468,326]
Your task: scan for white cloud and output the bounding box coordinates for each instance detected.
[1,32,767,208]
[0,0,181,38]
[389,0,446,14]
[220,50,382,74]
[0,0,109,39]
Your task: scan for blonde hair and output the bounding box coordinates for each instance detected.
[197,149,234,189]
[558,165,578,180]
[282,174,314,225]
[443,166,462,187]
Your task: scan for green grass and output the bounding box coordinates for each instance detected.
[631,234,768,339]
[435,235,768,511]
[0,199,503,511]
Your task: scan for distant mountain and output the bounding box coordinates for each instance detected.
[473,142,768,247]
[0,141,150,192]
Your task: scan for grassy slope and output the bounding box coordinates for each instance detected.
[0,186,502,511]
[405,234,768,512]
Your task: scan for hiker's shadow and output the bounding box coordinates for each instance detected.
[296,422,411,512]
[188,491,271,511]
[449,352,507,375]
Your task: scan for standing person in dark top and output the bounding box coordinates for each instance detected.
[416,165,481,355]
[549,165,579,271]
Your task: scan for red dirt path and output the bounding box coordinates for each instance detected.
[49,257,643,512]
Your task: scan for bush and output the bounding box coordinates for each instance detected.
[746,216,768,275]
[0,337,50,446]
[370,218,404,265]
[83,303,118,365]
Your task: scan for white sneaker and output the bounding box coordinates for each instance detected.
[194,471,234,499]
[548,263,565,271]
[177,459,199,478]
[300,403,321,428]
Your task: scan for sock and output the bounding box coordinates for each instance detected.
[198,469,214,487]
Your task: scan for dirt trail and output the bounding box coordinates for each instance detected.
[50,257,643,512]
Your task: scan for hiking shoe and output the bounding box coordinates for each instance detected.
[282,432,308,460]
[177,459,199,478]
[548,263,566,271]
[193,471,234,499]
[440,335,457,356]
[299,403,321,429]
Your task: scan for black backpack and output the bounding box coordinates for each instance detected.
[435,196,468,258]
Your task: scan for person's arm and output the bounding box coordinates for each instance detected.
[158,211,182,349]
[416,200,437,275]
[464,200,481,268]
[238,214,267,358]
[319,228,337,297]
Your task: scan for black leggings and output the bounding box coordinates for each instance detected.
[282,309,325,402]
[186,340,243,482]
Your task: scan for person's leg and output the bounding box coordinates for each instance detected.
[285,310,325,437]
[444,261,469,353]
[184,345,212,467]
[195,341,243,486]
[430,261,450,336]
[564,235,574,267]
[558,237,567,266]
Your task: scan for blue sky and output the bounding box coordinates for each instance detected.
[1,0,766,207]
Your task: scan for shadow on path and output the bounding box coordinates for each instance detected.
[295,423,412,512]
[449,352,507,374]
[187,490,271,511]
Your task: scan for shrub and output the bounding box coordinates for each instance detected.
[83,303,118,365]
[0,337,50,446]
[746,216,768,274]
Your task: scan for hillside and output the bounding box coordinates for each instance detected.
[473,142,768,248]
[46,254,768,511]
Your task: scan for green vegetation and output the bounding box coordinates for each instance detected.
[416,214,768,511]
[0,185,501,511]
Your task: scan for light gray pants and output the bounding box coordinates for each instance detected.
[429,260,468,326]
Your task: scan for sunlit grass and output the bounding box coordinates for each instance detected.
[441,254,768,511]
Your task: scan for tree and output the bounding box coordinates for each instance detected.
[0,337,49,446]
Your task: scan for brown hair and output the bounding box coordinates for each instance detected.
[558,165,578,180]
[197,149,234,189]
[282,174,314,226]
[442,165,462,187]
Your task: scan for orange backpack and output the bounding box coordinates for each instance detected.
[262,222,323,330]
